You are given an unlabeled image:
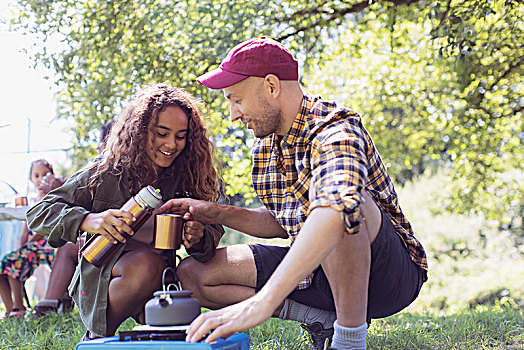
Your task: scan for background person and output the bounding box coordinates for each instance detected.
[26,83,224,339]
[32,242,78,316]
[160,37,427,350]
[0,159,64,319]
[96,120,114,154]
[33,120,114,317]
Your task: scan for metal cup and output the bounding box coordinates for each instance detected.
[154,214,184,250]
[15,196,28,206]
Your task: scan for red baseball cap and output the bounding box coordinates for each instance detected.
[197,37,299,89]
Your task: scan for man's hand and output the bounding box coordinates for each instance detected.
[79,209,135,243]
[161,199,287,239]
[185,294,274,343]
[159,198,220,225]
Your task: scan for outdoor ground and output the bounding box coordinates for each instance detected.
[0,172,523,349]
[0,305,522,349]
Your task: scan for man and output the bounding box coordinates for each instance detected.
[159,37,427,350]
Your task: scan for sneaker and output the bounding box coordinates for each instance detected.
[59,295,74,313]
[80,330,101,342]
[301,322,334,350]
[33,299,60,317]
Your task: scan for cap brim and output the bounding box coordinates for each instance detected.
[196,67,249,89]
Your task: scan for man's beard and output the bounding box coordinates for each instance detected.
[253,96,283,138]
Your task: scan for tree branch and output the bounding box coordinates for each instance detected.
[276,0,420,41]
[488,52,524,91]
[279,0,366,22]
[508,106,524,117]
[431,0,453,37]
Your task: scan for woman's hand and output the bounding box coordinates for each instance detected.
[80,209,135,243]
[182,220,204,249]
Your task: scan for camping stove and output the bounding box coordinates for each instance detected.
[75,332,249,349]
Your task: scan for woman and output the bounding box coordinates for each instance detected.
[27,84,224,338]
[0,159,63,319]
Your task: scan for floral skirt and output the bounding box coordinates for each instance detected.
[1,239,55,282]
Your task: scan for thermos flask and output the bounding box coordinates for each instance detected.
[82,185,162,267]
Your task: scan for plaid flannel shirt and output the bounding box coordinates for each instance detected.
[252,94,427,289]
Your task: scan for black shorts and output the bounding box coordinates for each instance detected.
[249,209,427,320]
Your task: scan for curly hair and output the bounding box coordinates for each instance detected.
[89,83,221,202]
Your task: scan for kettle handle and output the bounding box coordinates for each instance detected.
[161,266,181,293]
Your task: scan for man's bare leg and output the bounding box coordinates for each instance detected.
[321,191,381,349]
[177,245,257,309]
[179,244,335,324]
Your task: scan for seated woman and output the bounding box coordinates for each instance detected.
[26,83,224,339]
[0,159,64,319]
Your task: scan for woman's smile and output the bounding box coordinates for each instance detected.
[160,150,175,157]
[146,106,188,169]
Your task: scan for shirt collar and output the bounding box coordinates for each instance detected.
[280,94,313,147]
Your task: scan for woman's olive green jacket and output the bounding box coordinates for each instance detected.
[26,165,224,336]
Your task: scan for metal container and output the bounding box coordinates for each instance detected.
[145,290,201,326]
[154,214,184,250]
[145,267,201,326]
[82,185,162,267]
[15,196,28,206]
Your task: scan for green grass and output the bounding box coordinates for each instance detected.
[366,306,524,350]
[0,305,522,349]
[1,171,523,349]
[396,172,524,314]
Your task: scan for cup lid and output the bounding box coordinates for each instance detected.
[137,186,162,208]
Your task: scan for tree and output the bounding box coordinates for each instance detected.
[11,0,523,237]
[303,0,522,239]
[9,0,431,200]
[13,0,278,201]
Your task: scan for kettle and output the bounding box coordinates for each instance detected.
[145,267,201,326]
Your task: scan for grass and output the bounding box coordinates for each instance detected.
[366,306,524,349]
[0,304,522,349]
[396,172,524,314]
[1,171,523,349]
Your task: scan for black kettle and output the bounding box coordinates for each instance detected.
[145,267,201,326]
